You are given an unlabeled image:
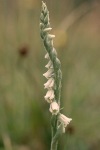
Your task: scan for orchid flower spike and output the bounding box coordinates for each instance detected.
[40,1,72,149]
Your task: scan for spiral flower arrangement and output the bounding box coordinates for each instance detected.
[40,2,72,150]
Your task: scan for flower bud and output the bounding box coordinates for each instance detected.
[40,23,44,30]
[43,28,52,32]
[44,14,49,24]
[40,13,44,22]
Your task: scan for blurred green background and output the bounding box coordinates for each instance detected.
[0,0,100,150]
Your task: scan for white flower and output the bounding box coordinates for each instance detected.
[58,113,72,127]
[44,89,55,103]
[49,101,59,115]
[45,53,49,59]
[43,68,54,79]
[44,78,55,89]
[45,60,53,69]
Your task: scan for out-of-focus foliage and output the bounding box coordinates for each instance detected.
[0,0,100,150]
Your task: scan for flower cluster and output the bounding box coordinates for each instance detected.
[43,51,60,115]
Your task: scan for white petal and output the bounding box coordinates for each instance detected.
[43,68,54,79]
[49,101,59,115]
[58,113,72,127]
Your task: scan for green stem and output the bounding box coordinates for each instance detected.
[50,123,64,150]
[50,140,58,150]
